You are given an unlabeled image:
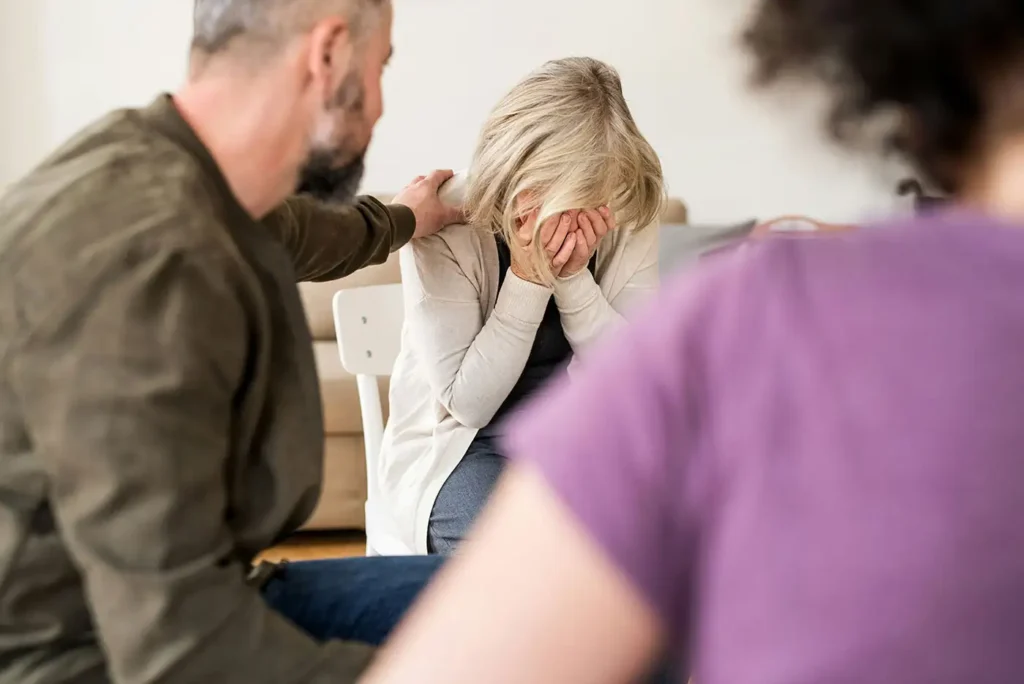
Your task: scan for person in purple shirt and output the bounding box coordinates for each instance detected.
[364,2,1024,683]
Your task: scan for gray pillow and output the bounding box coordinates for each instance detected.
[659,221,757,276]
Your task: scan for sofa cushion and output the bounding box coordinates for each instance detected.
[302,435,368,530]
[300,254,402,341]
[314,341,391,435]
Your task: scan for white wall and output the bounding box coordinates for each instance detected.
[0,0,903,223]
[0,0,192,187]
[0,1,49,187]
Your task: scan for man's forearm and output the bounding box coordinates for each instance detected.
[263,195,416,283]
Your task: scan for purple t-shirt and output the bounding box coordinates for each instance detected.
[506,212,1024,683]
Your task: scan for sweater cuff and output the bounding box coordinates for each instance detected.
[553,269,601,311]
[387,204,417,251]
[494,269,553,325]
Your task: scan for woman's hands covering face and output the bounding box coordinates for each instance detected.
[509,207,617,283]
[510,212,577,284]
[559,207,615,277]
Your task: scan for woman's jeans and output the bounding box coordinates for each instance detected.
[427,433,508,555]
[262,555,444,645]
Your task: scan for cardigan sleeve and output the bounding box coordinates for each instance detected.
[400,233,552,430]
[553,225,660,354]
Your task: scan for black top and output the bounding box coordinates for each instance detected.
[478,236,596,437]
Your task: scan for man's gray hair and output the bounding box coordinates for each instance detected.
[191,0,385,57]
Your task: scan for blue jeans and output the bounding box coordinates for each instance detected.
[428,433,507,555]
[263,555,444,645]
[263,558,681,681]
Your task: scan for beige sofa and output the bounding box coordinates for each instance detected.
[299,197,689,530]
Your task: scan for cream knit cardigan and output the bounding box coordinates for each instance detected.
[372,173,660,555]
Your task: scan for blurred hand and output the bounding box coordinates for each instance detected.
[394,169,465,239]
[509,211,577,285]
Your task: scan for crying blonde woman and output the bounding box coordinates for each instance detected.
[373,57,666,556]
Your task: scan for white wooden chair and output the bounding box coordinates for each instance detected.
[332,284,405,556]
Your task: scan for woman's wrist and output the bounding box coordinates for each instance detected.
[510,260,544,285]
[496,269,555,324]
[552,266,599,309]
[554,267,591,287]
[556,265,589,281]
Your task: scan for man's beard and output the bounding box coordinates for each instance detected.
[296,70,368,204]
[297,150,366,204]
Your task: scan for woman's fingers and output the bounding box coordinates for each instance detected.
[599,205,617,232]
[538,212,564,246]
[545,213,574,255]
[584,209,610,241]
[573,229,590,261]
[577,212,598,247]
[551,232,578,272]
[518,207,611,277]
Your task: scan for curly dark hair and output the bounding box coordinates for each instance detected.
[743,1,1024,194]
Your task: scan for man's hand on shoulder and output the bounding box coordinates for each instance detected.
[394,169,465,239]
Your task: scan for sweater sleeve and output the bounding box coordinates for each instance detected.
[554,225,660,354]
[262,195,415,283]
[400,234,552,430]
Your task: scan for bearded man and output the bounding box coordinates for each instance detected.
[0,1,460,681]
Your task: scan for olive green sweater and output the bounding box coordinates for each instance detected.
[0,95,414,683]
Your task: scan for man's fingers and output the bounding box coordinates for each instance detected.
[551,232,577,270]
[412,175,427,185]
[545,213,573,254]
[424,169,455,190]
[578,212,598,246]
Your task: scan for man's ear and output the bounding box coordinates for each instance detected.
[306,17,355,98]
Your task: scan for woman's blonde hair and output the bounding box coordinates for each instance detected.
[465,57,666,282]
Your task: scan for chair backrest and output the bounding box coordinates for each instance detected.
[332,284,405,552]
[333,284,405,377]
